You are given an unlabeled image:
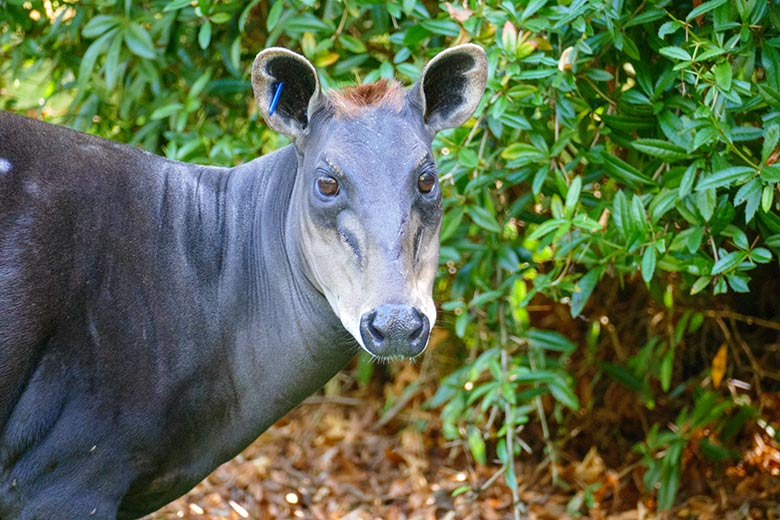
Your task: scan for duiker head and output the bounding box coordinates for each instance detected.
[252,45,487,359]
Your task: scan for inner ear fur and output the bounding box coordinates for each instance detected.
[252,48,321,138]
[416,44,488,133]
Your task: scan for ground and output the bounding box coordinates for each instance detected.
[143,361,780,520]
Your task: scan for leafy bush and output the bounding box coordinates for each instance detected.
[2,0,779,513]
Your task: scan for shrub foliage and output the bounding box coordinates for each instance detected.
[2,0,779,512]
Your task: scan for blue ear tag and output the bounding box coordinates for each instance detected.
[269,82,284,116]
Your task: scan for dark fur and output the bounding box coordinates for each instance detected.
[0,44,485,520]
[0,112,356,518]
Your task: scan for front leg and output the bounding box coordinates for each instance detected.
[0,348,135,520]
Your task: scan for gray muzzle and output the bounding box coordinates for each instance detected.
[359,304,430,358]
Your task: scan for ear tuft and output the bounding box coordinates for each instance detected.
[417,44,488,133]
[252,48,321,138]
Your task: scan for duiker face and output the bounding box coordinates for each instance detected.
[252,46,487,359]
[297,105,441,358]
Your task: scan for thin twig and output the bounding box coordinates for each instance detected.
[498,266,524,520]
[331,8,349,40]
[701,309,780,331]
[479,463,508,492]
[502,349,523,520]
[371,382,422,431]
[528,351,559,487]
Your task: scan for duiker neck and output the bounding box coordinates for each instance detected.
[210,144,357,430]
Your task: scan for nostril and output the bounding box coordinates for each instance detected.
[368,318,384,341]
[410,315,426,340]
[361,310,382,340]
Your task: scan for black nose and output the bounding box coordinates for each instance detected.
[360,304,430,358]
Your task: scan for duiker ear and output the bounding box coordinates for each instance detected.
[252,48,322,139]
[414,44,488,133]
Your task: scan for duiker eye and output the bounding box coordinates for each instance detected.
[316,175,340,197]
[417,172,437,194]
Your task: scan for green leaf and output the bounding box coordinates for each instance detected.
[452,485,471,497]
[585,69,614,82]
[459,148,478,169]
[641,246,657,283]
[520,0,547,20]
[657,442,682,509]
[455,311,469,338]
[282,13,332,33]
[686,0,729,21]
[755,85,778,109]
[550,195,564,220]
[690,276,711,295]
[572,214,604,232]
[679,162,699,199]
[82,15,121,38]
[339,34,367,54]
[548,379,579,410]
[440,206,464,242]
[714,61,733,91]
[722,225,749,250]
[124,23,156,59]
[601,361,646,392]
[602,153,657,187]
[77,30,116,90]
[767,234,780,249]
[229,36,241,72]
[467,206,501,233]
[613,189,631,239]
[420,19,460,37]
[658,21,681,38]
[659,46,692,61]
[762,185,774,213]
[711,250,747,275]
[734,178,762,222]
[660,347,674,391]
[151,103,186,120]
[750,247,772,263]
[692,126,719,152]
[570,268,601,317]
[626,8,666,27]
[527,218,567,241]
[686,226,705,253]
[470,290,503,308]
[696,166,755,191]
[163,0,193,11]
[727,274,750,293]
[210,12,232,24]
[501,22,517,54]
[763,124,780,163]
[632,139,689,162]
[564,177,581,219]
[525,329,576,353]
[501,143,545,162]
[467,426,487,465]
[355,352,374,386]
[266,0,284,30]
[198,21,212,50]
[505,464,518,492]
[104,33,123,90]
[760,165,780,183]
[649,189,678,223]
[697,188,717,222]
[531,165,547,194]
[629,194,649,233]
[734,178,761,206]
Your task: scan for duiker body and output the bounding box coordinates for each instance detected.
[0,45,487,519]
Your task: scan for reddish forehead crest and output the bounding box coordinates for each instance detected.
[329,79,405,118]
